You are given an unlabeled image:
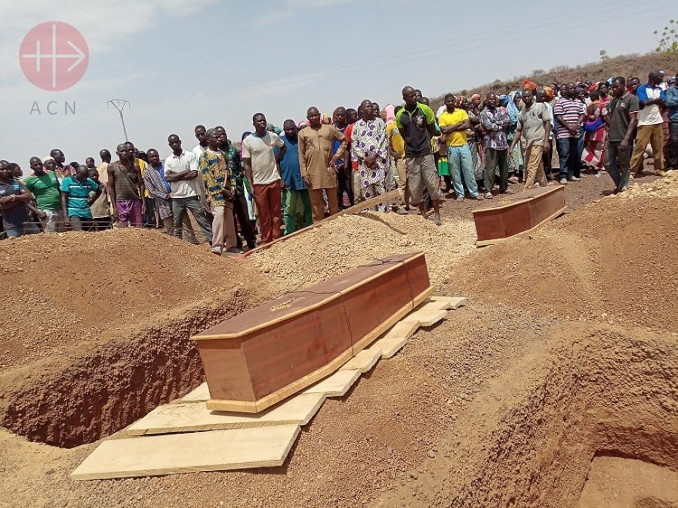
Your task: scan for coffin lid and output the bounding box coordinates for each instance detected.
[192,252,426,341]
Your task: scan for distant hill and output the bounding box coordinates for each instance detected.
[429,52,676,111]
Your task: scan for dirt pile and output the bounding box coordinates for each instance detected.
[0,228,266,370]
[446,174,678,332]
[0,174,675,507]
[0,228,269,447]
[377,320,678,507]
[251,212,477,291]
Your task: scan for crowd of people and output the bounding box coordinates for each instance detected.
[1,70,676,251]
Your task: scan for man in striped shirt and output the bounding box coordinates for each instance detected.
[553,83,586,184]
[143,149,174,235]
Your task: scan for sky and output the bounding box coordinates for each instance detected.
[1,0,675,166]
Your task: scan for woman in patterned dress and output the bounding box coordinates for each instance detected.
[351,99,390,212]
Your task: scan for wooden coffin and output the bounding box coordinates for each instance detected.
[473,185,566,246]
[192,252,432,413]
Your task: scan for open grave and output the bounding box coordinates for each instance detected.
[0,173,675,507]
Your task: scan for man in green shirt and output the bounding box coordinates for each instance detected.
[61,165,101,231]
[25,156,64,232]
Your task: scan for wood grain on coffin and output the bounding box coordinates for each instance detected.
[322,258,410,344]
[195,253,432,414]
[206,347,353,413]
[475,206,567,246]
[71,425,301,480]
[124,393,325,436]
[242,299,353,401]
[350,299,414,355]
[473,186,565,244]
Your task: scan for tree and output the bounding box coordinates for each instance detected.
[654,19,678,69]
[599,49,609,61]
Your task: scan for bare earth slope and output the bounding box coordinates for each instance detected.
[0,173,676,507]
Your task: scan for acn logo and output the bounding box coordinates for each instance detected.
[19,21,89,92]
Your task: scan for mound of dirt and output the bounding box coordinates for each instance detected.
[446,173,678,332]
[0,229,271,447]
[251,212,477,291]
[0,173,675,507]
[0,228,267,370]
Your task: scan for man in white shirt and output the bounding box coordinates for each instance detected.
[630,70,667,177]
[164,134,213,244]
[242,113,285,244]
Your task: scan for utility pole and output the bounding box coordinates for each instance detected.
[107,99,130,141]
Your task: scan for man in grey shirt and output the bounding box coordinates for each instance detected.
[510,89,551,191]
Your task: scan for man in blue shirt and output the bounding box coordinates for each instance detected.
[665,75,678,171]
[61,165,100,231]
[276,119,312,234]
[0,160,38,238]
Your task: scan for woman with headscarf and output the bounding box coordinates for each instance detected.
[581,90,607,171]
[351,99,389,211]
[506,91,524,181]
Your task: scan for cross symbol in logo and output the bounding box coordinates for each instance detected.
[19,21,89,92]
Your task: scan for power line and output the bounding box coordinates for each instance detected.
[107,99,130,142]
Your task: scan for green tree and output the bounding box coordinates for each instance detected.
[654,19,678,68]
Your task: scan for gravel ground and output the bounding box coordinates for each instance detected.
[0,171,675,508]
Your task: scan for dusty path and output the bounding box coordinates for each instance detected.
[0,171,676,508]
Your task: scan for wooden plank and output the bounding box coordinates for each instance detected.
[340,347,382,373]
[416,300,451,311]
[429,296,468,309]
[123,393,325,436]
[373,336,409,359]
[383,320,421,341]
[303,369,361,397]
[402,309,447,327]
[71,425,301,480]
[179,382,210,402]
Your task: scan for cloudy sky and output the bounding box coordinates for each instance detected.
[1,0,673,166]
